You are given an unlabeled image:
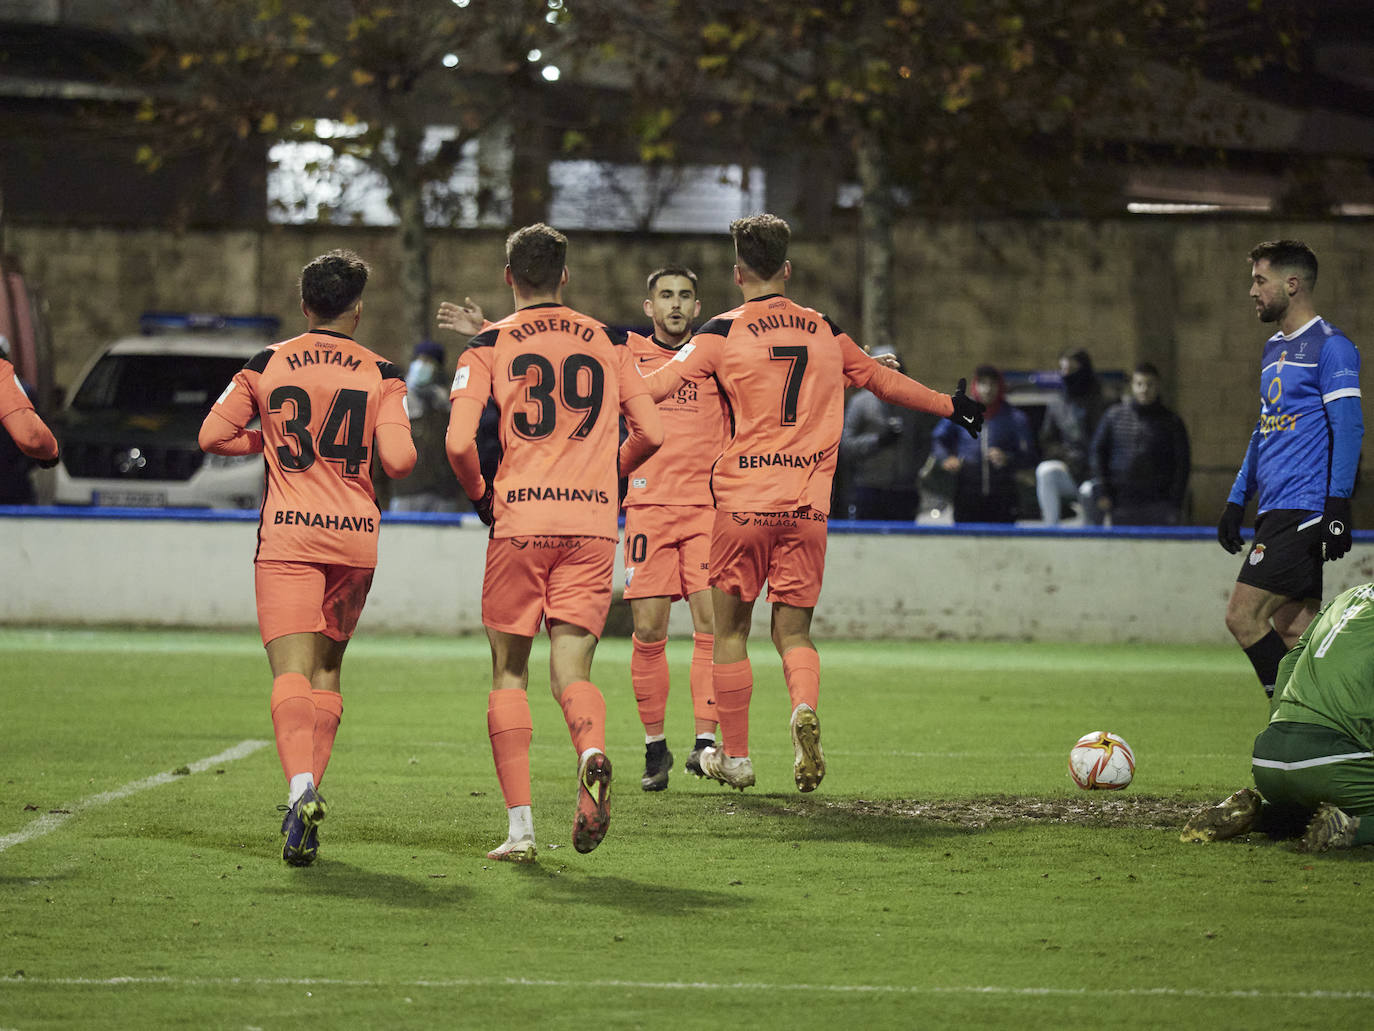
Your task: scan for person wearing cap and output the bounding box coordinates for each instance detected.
[929,364,1037,523]
[389,339,462,513]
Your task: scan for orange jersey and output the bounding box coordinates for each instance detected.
[623,332,726,508]
[650,294,954,514]
[450,303,652,539]
[208,330,411,567]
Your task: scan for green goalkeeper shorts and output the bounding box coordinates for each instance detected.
[1252,720,1374,819]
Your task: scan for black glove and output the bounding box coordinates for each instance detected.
[37,452,60,470]
[948,378,985,439]
[1322,495,1352,561]
[471,482,495,527]
[1216,501,1245,554]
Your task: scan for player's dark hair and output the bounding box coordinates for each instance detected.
[1134,361,1161,378]
[506,223,568,291]
[646,264,699,293]
[1249,239,1318,288]
[300,249,370,321]
[730,213,790,280]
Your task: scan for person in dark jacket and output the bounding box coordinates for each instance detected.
[930,364,1037,523]
[1035,348,1110,524]
[1089,361,1191,525]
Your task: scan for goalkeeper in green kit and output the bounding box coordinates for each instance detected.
[1182,581,1374,851]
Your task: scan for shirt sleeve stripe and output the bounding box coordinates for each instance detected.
[1323,386,1362,403]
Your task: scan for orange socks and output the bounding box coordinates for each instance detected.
[269,673,316,782]
[488,689,533,808]
[559,680,606,757]
[690,632,716,730]
[782,647,820,714]
[311,689,343,786]
[712,660,753,757]
[630,634,669,735]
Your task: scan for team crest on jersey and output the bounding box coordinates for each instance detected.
[1249,543,1266,566]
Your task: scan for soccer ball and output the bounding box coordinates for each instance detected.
[1068,731,1135,790]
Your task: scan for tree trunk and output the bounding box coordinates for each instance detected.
[855,131,895,355]
[385,118,431,351]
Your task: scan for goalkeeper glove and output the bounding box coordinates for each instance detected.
[471,482,495,527]
[37,452,60,470]
[1216,501,1245,554]
[1322,495,1352,561]
[948,379,985,439]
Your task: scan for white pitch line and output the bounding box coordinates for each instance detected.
[0,739,269,853]
[0,976,1371,1002]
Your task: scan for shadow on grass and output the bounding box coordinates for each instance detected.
[259,858,477,908]
[534,871,746,917]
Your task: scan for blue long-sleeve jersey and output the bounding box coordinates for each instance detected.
[1228,316,1363,514]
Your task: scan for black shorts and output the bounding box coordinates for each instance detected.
[1235,508,1322,600]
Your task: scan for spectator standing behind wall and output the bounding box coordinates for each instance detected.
[1089,361,1191,526]
[838,346,937,521]
[389,340,461,513]
[1036,348,1110,524]
[929,364,1037,523]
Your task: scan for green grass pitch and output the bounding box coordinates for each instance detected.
[1,628,1371,1029]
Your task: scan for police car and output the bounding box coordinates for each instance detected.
[52,312,278,508]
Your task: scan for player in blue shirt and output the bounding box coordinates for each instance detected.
[1218,240,1363,701]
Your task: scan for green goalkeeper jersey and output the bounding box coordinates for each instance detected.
[1271,582,1374,751]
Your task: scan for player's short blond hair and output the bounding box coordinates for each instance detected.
[730,214,790,280]
[506,223,568,291]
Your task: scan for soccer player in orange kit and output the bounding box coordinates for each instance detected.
[199,249,417,865]
[0,355,59,465]
[444,223,662,862]
[643,214,984,792]
[621,265,727,790]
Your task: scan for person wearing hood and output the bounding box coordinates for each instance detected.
[930,364,1037,523]
[838,346,938,521]
[1089,361,1191,526]
[389,339,462,513]
[1035,348,1110,524]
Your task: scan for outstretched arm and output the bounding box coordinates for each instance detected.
[619,392,663,476]
[436,298,493,337]
[1,408,58,462]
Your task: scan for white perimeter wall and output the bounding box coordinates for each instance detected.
[6,513,1374,644]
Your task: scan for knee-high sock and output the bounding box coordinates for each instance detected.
[1244,630,1288,697]
[712,660,753,757]
[488,689,533,808]
[631,634,670,735]
[782,646,820,714]
[311,689,343,786]
[690,632,716,730]
[559,680,607,757]
[270,673,316,783]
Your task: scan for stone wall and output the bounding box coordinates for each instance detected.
[9,217,1374,525]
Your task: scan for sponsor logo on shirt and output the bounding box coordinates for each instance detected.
[273,510,375,532]
[738,450,827,469]
[506,485,612,504]
[1259,412,1299,435]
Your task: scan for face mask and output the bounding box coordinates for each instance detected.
[407,358,436,389]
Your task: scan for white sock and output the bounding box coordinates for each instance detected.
[507,805,534,842]
[579,746,604,766]
[696,732,716,744]
[288,772,315,806]
[644,733,666,745]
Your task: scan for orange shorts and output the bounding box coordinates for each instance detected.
[622,504,713,601]
[254,560,375,646]
[709,507,828,607]
[482,535,617,638]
